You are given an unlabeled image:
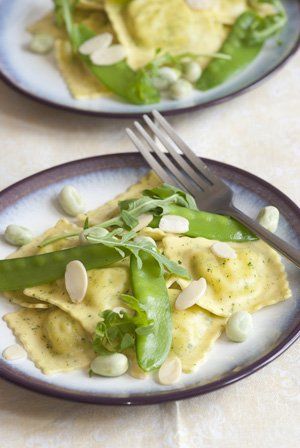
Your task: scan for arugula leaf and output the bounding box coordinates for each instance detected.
[85,228,189,278]
[247,0,287,44]
[115,183,198,229]
[93,294,154,355]
[143,183,198,210]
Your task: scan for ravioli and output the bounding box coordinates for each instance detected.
[24,267,130,334]
[2,219,80,309]
[4,291,50,309]
[77,171,162,225]
[3,308,94,374]
[54,40,109,100]
[163,236,291,317]
[169,289,225,372]
[105,0,227,69]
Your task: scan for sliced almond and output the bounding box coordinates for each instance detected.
[211,242,237,259]
[175,278,207,310]
[91,44,127,66]
[158,355,182,385]
[2,344,27,361]
[133,213,154,232]
[79,33,113,55]
[159,215,189,234]
[65,260,88,303]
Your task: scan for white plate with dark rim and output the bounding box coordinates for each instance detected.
[0,153,299,405]
[0,0,299,118]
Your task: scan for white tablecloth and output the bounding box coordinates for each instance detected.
[0,50,299,448]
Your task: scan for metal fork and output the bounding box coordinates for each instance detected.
[126,110,300,267]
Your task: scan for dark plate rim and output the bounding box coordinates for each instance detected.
[0,0,299,118]
[0,153,299,405]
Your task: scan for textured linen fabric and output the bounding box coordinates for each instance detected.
[0,49,299,448]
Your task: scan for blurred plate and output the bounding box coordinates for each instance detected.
[0,0,299,117]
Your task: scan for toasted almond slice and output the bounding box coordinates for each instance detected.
[175,278,207,310]
[211,242,237,259]
[159,215,189,234]
[65,260,88,303]
[158,355,182,385]
[91,44,127,66]
[79,33,113,55]
[133,213,154,232]
[2,344,27,361]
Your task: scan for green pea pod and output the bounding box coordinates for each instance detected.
[130,252,172,371]
[197,12,264,91]
[151,204,257,241]
[0,244,124,291]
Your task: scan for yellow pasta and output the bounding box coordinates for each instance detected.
[24,267,130,334]
[4,308,94,375]
[169,289,225,372]
[54,40,109,100]
[105,0,227,69]
[163,236,291,317]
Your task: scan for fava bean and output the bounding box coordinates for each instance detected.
[182,61,202,83]
[4,225,33,246]
[257,206,279,233]
[152,67,181,91]
[170,79,193,100]
[90,353,128,377]
[58,185,86,216]
[226,311,253,342]
[29,33,54,54]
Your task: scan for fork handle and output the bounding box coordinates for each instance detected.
[223,205,300,268]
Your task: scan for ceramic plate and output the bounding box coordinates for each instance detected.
[0,153,299,405]
[0,0,299,118]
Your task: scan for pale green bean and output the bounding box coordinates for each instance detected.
[4,225,33,246]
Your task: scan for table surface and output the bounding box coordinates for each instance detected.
[0,49,299,448]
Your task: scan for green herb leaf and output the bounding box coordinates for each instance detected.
[93,293,155,355]
[85,229,189,278]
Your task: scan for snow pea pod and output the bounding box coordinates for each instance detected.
[130,252,172,372]
[197,12,264,91]
[0,244,124,291]
[151,204,257,241]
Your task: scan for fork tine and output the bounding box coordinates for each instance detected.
[143,114,210,192]
[152,110,223,186]
[133,121,201,199]
[126,128,177,186]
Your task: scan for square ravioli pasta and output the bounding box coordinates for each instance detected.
[4,308,94,374]
[163,236,291,317]
[24,266,130,335]
[169,289,225,373]
[105,0,227,69]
